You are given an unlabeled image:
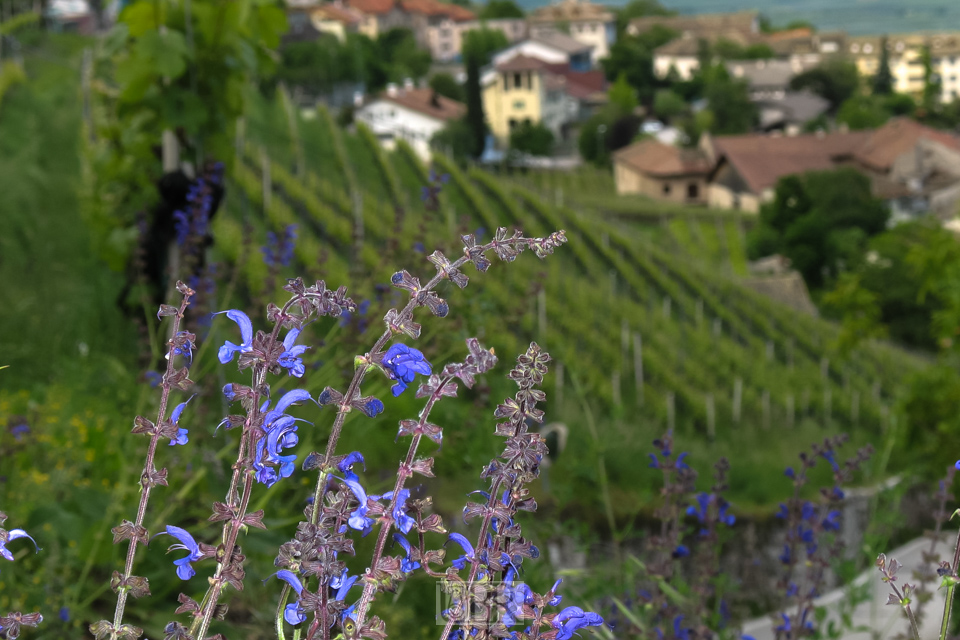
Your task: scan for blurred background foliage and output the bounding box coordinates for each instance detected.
[0,4,954,637]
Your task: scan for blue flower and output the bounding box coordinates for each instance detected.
[821,450,839,472]
[168,394,196,447]
[673,615,691,640]
[223,383,236,401]
[672,544,690,559]
[551,606,604,640]
[675,452,690,470]
[393,534,421,573]
[446,533,475,570]
[338,451,366,473]
[382,344,432,396]
[393,488,415,534]
[278,327,309,378]
[273,570,307,625]
[331,568,358,602]
[161,525,204,580]
[822,510,841,531]
[253,390,313,487]
[0,528,39,561]
[59,607,69,622]
[217,310,254,364]
[343,471,374,534]
[501,567,534,626]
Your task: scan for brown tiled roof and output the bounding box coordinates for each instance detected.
[401,0,474,20]
[543,63,605,97]
[614,139,712,177]
[346,0,395,14]
[311,4,362,24]
[378,88,466,121]
[529,0,612,23]
[710,130,872,193]
[766,27,813,41]
[497,54,550,72]
[852,117,960,172]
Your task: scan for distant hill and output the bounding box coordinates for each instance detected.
[511,0,960,36]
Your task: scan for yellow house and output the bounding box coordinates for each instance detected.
[848,33,960,102]
[483,55,548,142]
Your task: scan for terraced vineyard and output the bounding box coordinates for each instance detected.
[215,93,926,513]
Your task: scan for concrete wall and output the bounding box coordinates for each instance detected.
[614,163,708,204]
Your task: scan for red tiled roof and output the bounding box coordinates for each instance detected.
[543,63,605,98]
[347,0,395,15]
[378,88,466,121]
[312,4,362,24]
[400,0,474,20]
[710,130,872,193]
[852,117,960,171]
[496,54,550,72]
[615,139,712,177]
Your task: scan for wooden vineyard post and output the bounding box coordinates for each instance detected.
[633,333,644,406]
[612,371,621,407]
[824,387,832,427]
[733,377,742,424]
[352,189,364,271]
[663,296,671,320]
[713,318,722,337]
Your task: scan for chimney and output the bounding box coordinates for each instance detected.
[403,77,415,91]
[387,82,398,97]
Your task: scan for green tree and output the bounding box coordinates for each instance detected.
[872,35,894,95]
[462,36,487,158]
[712,38,774,60]
[653,88,686,120]
[378,28,432,82]
[789,59,860,112]
[607,72,638,117]
[462,27,509,66]
[431,118,476,161]
[749,168,889,289]
[614,0,673,36]
[702,64,755,134]
[509,121,555,156]
[600,26,676,102]
[428,72,464,102]
[922,44,942,114]
[479,0,524,19]
[836,94,890,130]
[579,113,612,165]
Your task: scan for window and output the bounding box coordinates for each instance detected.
[503,74,509,91]
[591,23,597,32]
[509,118,518,130]
[513,100,525,109]
[850,43,860,53]
[662,183,672,195]
[527,71,533,89]
[440,27,451,37]
[514,73,523,88]
[687,183,699,199]
[863,43,873,54]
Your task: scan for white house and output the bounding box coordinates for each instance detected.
[355,85,466,160]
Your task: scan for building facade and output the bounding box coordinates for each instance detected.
[528,0,614,64]
[356,86,466,159]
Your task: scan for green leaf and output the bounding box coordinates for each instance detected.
[119,0,164,38]
[251,4,287,50]
[114,55,154,102]
[136,30,190,79]
[611,597,645,631]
